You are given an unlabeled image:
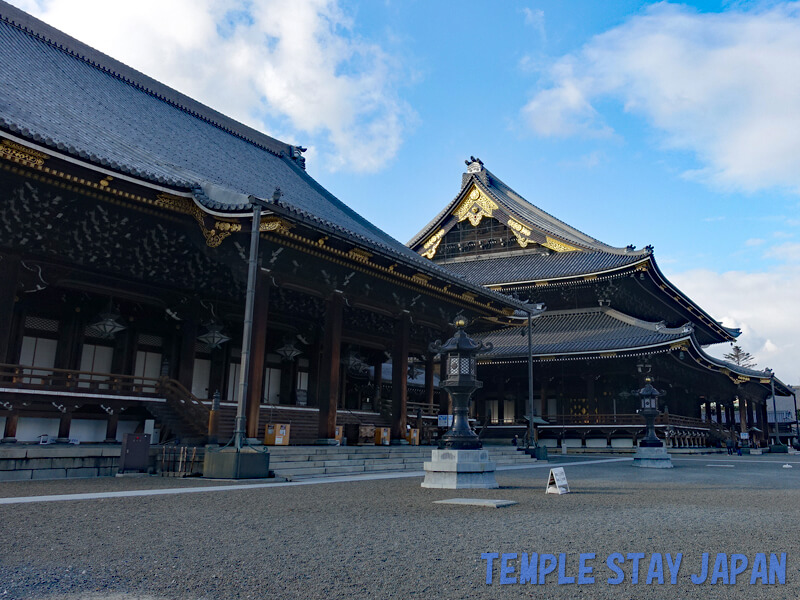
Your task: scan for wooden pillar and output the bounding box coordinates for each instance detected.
[390,312,410,442]
[208,345,227,402]
[55,309,84,371]
[372,357,383,410]
[539,382,548,418]
[424,353,435,406]
[246,271,270,439]
[2,412,18,443]
[112,325,137,377]
[0,256,20,364]
[105,412,119,443]
[339,363,348,409]
[177,319,197,391]
[704,400,711,422]
[738,395,749,445]
[306,334,321,408]
[317,293,343,441]
[497,373,506,424]
[715,401,722,424]
[279,358,295,406]
[56,411,72,443]
[760,402,770,445]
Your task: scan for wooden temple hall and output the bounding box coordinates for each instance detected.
[408,158,796,449]
[0,1,794,455]
[0,2,527,447]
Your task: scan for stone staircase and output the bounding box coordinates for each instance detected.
[268,444,537,480]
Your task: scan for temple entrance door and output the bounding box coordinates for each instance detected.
[503,399,515,424]
[19,335,57,383]
[79,343,113,389]
[191,358,211,400]
[486,399,498,424]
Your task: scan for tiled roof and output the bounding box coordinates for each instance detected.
[409,163,651,260]
[439,251,647,286]
[476,307,691,358]
[0,2,524,308]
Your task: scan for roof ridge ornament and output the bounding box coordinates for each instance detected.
[465,156,484,173]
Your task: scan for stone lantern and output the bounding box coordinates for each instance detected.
[434,316,491,450]
[422,318,498,489]
[632,377,673,468]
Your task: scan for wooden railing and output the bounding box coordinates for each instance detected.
[538,413,710,428]
[0,363,210,439]
[156,377,210,435]
[0,362,161,396]
[378,398,440,418]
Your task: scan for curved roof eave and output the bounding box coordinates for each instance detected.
[687,337,793,396]
[647,256,740,342]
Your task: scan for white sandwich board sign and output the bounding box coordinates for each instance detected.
[546,467,570,494]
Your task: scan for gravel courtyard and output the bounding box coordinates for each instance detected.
[0,453,798,600]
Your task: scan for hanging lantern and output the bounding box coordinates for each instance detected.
[276,340,302,361]
[90,305,126,339]
[198,321,231,349]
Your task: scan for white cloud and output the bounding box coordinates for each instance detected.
[745,238,765,246]
[12,0,413,173]
[522,2,800,192]
[523,7,546,42]
[670,265,800,384]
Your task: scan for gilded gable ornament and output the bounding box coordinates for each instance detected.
[541,236,579,253]
[421,228,446,259]
[454,186,498,227]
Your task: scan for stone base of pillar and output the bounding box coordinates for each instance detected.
[203,447,270,479]
[315,438,340,445]
[103,438,118,444]
[421,448,498,489]
[55,437,72,444]
[632,446,673,469]
[390,438,409,445]
[0,437,17,444]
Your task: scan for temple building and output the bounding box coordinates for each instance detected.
[0,2,525,446]
[408,158,795,449]
[0,1,793,453]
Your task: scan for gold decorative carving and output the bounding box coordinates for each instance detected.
[760,378,771,384]
[154,193,194,214]
[183,201,233,248]
[599,352,617,358]
[421,228,446,259]
[348,248,372,263]
[454,186,498,227]
[541,236,579,253]
[260,218,290,234]
[734,375,751,384]
[461,292,477,301]
[0,139,49,166]
[216,221,242,232]
[411,273,431,285]
[669,341,689,351]
[507,217,535,248]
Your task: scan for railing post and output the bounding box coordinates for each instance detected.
[207,390,220,446]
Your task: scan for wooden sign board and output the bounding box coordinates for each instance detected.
[546,467,570,494]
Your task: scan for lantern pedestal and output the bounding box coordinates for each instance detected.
[421,448,498,489]
[632,446,673,468]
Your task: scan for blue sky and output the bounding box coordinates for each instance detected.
[11,0,800,382]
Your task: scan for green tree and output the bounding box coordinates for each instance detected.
[723,345,757,368]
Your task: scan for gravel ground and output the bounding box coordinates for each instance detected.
[0,453,798,600]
